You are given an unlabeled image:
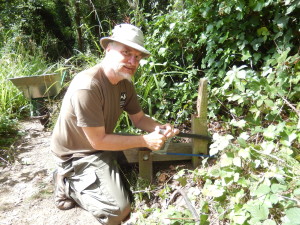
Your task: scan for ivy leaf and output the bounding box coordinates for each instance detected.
[158,47,167,56]
[228,94,241,102]
[174,170,187,186]
[233,215,248,224]
[210,134,233,155]
[239,132,250,140]
[237,69,247,79]
[237,137,248,148]
[202,184,224,197]
[261,141,275,154]
[238,177,250,187]
[200,201,209,225]
[252,184,271,197]
[241,50,251,61]
[275,16,289,29]
[264,99,274,107]
[252,0,265,11]
[176,176,187,186]
[271,183,287,193]
[220,154,233,167]
[263,125,277,139]
[281,132,297,147]
[257,27,270,36]
[262,67,273,77]
[245,202,269,222]
[262,219,277,225]
[257,99,264,107]
[286,4,297,15]
[219,31,229,43]
[238,148,251,159]
[285,208,300,224]
[293,188,300,198]
[233,157,242,167]
[269,194,279,204]
[230,119,246,128]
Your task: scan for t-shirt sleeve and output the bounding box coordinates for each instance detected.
[71,89,105,127]
[124,83,142,115]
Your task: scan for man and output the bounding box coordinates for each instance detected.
[51,23,179,225]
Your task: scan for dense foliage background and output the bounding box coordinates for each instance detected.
[0,0,299,224]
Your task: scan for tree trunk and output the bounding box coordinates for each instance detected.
[75,0,83,51]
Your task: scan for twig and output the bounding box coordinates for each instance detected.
[281,96,300,116]
[131,188,160,194]
[166,189,180,208]
[166,188,200,223]
[178,189,200,223]
[0,156,9,165]
[278,194,300,205]
[250,146,297,173]
[166,217,196,220]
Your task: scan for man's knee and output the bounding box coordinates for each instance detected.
[93,201,131,225]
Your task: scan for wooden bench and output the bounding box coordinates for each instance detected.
[123,78,209,181]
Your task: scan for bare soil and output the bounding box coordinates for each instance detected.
[0,120,100,225]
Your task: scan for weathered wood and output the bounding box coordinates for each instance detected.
[192,78,208,168]
[123,142,192,163]
[138,149,153,181]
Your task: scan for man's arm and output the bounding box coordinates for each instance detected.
[82,125,166,151]
[129,111,160,133]
[129,111,179,138]
[81,110,179,152]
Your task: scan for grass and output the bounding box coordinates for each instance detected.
[0,27,50,117]
[0,26,55,164]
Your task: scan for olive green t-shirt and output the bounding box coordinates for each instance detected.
[51,63,141,160]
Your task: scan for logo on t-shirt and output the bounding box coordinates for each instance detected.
[120,92,127,108]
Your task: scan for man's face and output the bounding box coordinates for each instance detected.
[106,42,143,81]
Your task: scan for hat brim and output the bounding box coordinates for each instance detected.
[100,37,151,58]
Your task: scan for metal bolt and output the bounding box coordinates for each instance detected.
[143,154,149,161]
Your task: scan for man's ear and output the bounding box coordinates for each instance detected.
[105,47,110,53]
[105,42,113,52]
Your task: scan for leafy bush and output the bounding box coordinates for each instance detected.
[139,0,299,124]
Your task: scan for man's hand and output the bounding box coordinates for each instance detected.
[142,126,167,151]
[158,123,180,139]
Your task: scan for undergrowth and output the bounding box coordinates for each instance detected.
[128,133,300,225]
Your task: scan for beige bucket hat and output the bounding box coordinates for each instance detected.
[100,24,151,57]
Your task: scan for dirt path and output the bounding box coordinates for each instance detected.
[0,120,100,225]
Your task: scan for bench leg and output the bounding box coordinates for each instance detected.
[192,78,209,168]
[138,149,153,182]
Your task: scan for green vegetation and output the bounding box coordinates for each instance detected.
[0,0,299,224]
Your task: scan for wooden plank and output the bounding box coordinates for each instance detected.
[138,149,153,181]
[192,78,209,168]
[123,148,139,163]
[123,142,192,163]
[152,143,192,161]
